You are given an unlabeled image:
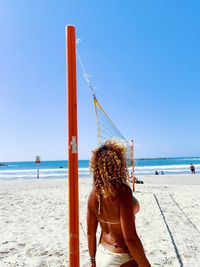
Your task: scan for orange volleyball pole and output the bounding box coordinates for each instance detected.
[66,25,80,267]
[131,140,135,192]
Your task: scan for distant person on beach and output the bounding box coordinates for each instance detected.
[155,170,159,175]
[130,172,144,184]
[87,140,151,267]
[190,163,195,174]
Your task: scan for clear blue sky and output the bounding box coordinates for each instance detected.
[0,0,200,161]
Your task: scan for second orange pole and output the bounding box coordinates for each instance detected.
[131,140,135,192]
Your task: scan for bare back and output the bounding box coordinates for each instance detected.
[88,183,133,253]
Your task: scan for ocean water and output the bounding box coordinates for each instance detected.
[0,157,199,181]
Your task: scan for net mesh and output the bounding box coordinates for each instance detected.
[76,48,134,177]
[93,95,132,167]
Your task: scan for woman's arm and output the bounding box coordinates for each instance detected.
[87,191,98,266]
[119,186,151,267]
[133,195,140,215]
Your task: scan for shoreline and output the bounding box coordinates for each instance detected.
[138,173,200,185]
[0,157,199,180]
[0,175,200,266]
[0,173,200,183]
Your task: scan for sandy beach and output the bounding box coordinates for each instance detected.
[0,175,200,267]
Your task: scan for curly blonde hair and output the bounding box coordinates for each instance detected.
[90,139,129,197]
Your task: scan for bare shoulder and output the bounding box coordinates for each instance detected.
[87,189,97,209]
[118,183,132,202]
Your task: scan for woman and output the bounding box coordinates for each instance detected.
[87,140,151,267]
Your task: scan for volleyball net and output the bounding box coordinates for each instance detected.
[93,94,133,168]
[76,47,135,184]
